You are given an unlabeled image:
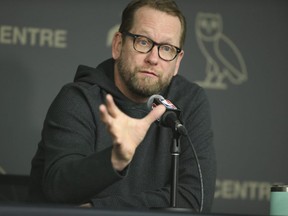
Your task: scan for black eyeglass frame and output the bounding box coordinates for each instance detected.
[122,31,182,61]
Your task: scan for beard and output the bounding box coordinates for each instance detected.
[116,56,172,98]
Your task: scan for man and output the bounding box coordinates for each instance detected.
[29,0,216,212]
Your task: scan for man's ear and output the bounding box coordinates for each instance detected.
[112,32,123,60]
[174,50,184,76]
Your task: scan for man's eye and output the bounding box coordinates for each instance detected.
[138,38,149,46]
[161,45,173,52]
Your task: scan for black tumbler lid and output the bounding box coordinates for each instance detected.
[271,184,288,192]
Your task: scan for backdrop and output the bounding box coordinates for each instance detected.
[1,0,288,215]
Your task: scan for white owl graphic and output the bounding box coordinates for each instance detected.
[195,13,248,89]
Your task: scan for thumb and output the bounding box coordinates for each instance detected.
[144,105,166,125]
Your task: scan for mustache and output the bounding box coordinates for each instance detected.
[137,68,161,77]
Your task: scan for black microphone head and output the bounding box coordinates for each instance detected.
[147,94,164,110]
[147,94,185,133]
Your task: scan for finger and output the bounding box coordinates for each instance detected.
[144,104,166,125]
[99,104,111,124]
[105,94,121,117]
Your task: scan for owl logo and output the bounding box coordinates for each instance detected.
[195,13,248,90]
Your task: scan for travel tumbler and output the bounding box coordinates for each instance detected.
[270,184,288,215]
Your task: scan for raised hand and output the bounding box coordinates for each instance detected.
[99,94,165,171]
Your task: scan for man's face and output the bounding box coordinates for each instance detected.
[113,6,184,101]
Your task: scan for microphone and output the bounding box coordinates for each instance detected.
[147,95,187,135]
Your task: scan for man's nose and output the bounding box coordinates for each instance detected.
[145,46,159,65]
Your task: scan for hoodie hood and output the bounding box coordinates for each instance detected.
[73,58,151,112]
[73,58,125,99]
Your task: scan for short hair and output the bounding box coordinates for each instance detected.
[119,0,186,48]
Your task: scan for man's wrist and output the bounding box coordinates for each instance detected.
[111,149,131,171]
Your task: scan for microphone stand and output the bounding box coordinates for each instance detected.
[150,112,194,211]
[166,127,192,212]
[170,130,181,208]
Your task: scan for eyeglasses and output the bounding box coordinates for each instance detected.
[122,32,182,61]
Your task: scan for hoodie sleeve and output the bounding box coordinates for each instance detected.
[41,83,124,203]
